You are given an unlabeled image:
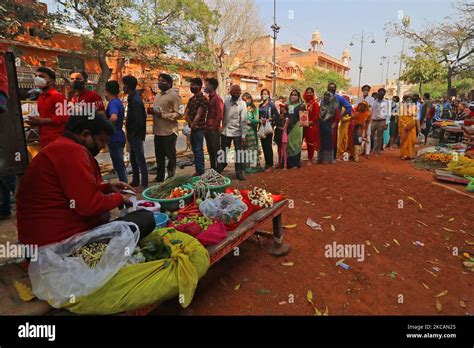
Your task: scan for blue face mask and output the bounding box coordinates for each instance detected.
[204,87,210,94]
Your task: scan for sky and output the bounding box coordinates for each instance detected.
[42,0,457,86]
[254,0,457,85]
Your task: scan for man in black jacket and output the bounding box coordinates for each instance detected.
[122,75,148,189]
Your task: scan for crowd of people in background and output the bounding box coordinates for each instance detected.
[2,65,474,221]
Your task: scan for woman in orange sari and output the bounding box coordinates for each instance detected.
[348,101,371,158]
[302,87,320,165]
[398,96,420,160]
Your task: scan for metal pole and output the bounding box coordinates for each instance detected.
[357,30,364,98]
[397,32,406,96]
[272,0,277,97]
[380,56,386,85]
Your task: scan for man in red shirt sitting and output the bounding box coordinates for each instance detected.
[16,116,134,247]
[69,70,105,118]
[27,67,69,148]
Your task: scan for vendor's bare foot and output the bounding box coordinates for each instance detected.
[268,242,291,257]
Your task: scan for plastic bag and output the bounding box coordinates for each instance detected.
[448,157,474,176]
[258,121,273,138]
[465,176,474,192]
[199,193,248,225]
[62,228,209,314]
[28,221,139,308]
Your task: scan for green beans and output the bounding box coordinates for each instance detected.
[176,215,214,231]
[71,242,108,268]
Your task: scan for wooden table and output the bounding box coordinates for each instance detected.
[0,200,290,316]
[439,125,464,144]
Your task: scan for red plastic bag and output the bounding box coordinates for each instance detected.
[174,221,202,236]
[196,221,227,246]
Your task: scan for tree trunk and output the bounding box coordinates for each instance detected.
[418,80,422,95]
[446,69,452,98]
[217,70,227,98]
[96,49,111,97]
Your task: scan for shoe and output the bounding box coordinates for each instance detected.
[167,170,175,179]
[129,181,140,187]
[236,173,246,181]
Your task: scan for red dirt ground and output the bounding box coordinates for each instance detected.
[156,149,474,316]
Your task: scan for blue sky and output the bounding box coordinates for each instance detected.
[43,0,456,86]
[254,0,456,85]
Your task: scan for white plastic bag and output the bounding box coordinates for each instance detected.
[28,221,140,308]
[258,120,273,138]
[199,193,248,225]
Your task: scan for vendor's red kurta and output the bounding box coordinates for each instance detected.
[17,136,124,247]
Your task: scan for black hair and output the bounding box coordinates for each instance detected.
[371,92,378,97]
[423,92,430,99]
[260,88,271,97]
[242,92,256,110]
[378,88,386,94]
[65,115,115,136]
[361,84,371,91]
[305,87,315,94]
[289,89,301,103]
[36,67,56,81]
[122,75,138,91]
[392,96,400,102]
[413,93,420,98]
[70,70,88,81]
[159,73,173,87]
[328,82,337,89]
[205,78,218,90]
[105,80,120,96]
[190,77,203,87]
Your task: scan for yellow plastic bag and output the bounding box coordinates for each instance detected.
[62,227,209,314]
[448,157,474,176]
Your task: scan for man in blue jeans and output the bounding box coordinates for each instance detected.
[105,80,128,183]
[185,78,208,176]
[122,75,148,189]
[0,175,16,219]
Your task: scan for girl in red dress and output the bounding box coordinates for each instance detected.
[302,87,320,165]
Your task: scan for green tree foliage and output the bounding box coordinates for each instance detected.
[400,46,445,94]
[0,1,62,40]
[386,1,473,96]
[55,0,212,95]
[278,67,350,98]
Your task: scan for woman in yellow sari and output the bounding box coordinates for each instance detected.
[398,96,420,160]
[336,95,352,159]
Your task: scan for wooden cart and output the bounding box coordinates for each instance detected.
[0,200,290,316]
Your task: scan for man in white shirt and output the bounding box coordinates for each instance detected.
[370,88,390,156]
[217,84,247,181]
[355,85,375,158]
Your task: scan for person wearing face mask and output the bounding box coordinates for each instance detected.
[318,91,341,164]
[16,116,136,247]
[286,89,304,169]
[302,87,320,165]
[398,95,420,160]
[241,92,262,173]
[355,85,375,158]
[27,67,69,148]
[218,84,247,181]
[122,75,148,190]
[203,78,223,171]
[370,88,390,156]
[258,88,279,172]
[69,70,105,118]
[184,77,208,176]
[152,73,182,182]
[104,80,127,183]
[327,82,352,158]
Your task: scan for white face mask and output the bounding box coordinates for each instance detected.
[262,95,269,101]
[34,76,48,88]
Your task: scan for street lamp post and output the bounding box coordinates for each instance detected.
[397,15,410,97]
[380,56,387,85]
[271,0,280,98]
[350,30,375,98]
